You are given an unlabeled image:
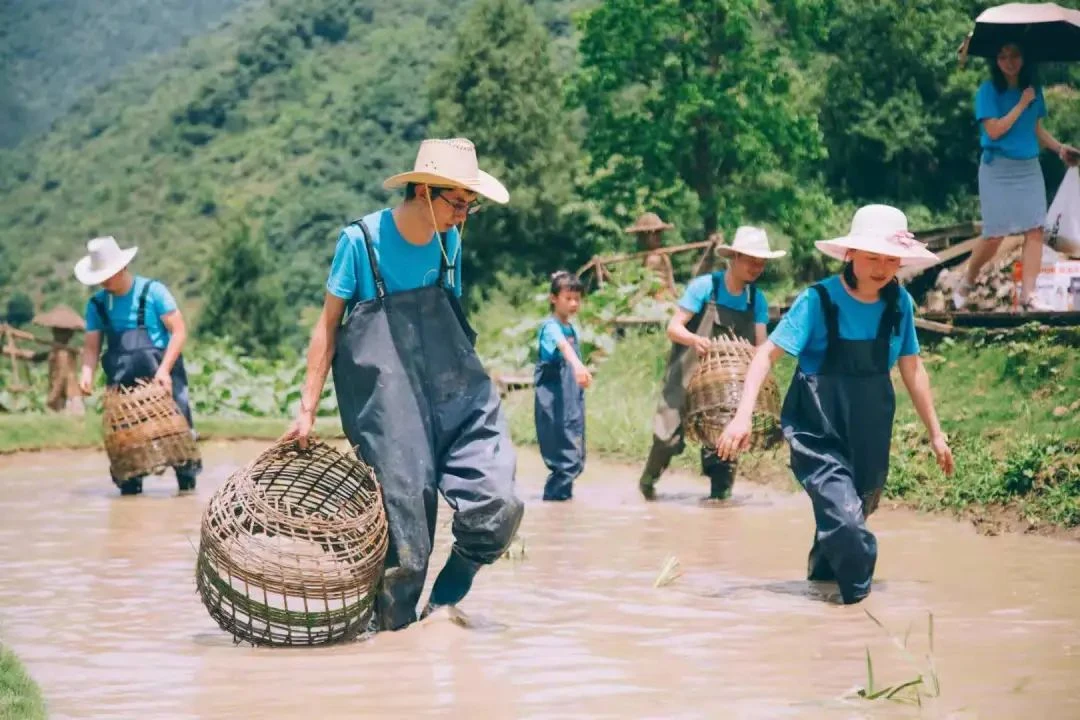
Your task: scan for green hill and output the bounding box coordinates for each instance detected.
[0,0,260,147]
[0,0,591,328]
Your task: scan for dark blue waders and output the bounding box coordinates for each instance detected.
[92,281,201,495]
[331,220,524,631]
[640,273,758,499]
[780,283,898,604]
[534,324,585,501]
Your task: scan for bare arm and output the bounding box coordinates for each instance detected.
[981,89,1034,141]
[898,354,955,476]
[79,331,102,394]
[1036,120,1079,165]
[897,355,943,440]
[715,340,787,460]
[556,334,592,388]
[299,293,347,415]
[158,310,186,375]
[667,307,713,357]
[754,323,767,347]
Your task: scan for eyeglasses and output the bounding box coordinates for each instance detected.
[434,192,482,216]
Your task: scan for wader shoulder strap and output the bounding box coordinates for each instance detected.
[91,295,111,332]
[437,232,451,290]
[347,219,386,301]
[748,283,757,314]
[136,280,154,328]
[811,283,839,348]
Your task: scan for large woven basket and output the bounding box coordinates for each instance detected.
[684,334,783,449]
[102,379,200,482]
[196,438,389,647]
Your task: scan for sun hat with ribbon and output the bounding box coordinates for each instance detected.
[716,226,786,260]
[624,212,674,234]
[382,138,509,205]
[815,205,939,268]
[73,236,139,286]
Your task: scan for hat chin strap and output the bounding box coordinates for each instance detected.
[423,192,464,284]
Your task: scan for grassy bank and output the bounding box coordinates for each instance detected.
[0,413,344,454]
[0,644,46,720]
[503,325,1080,533]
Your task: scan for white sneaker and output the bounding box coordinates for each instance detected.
[952,282,971,310]
[1019,296,1053,313]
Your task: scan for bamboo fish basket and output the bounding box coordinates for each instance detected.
[196,438,388,647]
[102,379,200,482]
[684,333,783,450]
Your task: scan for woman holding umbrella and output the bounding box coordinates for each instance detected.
[955,18,1080,311]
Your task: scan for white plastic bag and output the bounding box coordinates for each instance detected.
[1045,167,1080,257]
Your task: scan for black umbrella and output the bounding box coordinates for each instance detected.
[959,2,1080,63]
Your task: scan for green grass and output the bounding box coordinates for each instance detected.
[0,644,46,720]
[0,413,344,454]
[502,324,1080,529]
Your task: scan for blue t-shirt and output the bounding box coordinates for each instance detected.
[538,317,577,363]
[326,208,463,312]
[84,276,178,350]
[769,275,920,375]
[678,271,769,325]
[975,80,1046,162]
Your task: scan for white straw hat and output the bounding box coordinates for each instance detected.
[73,236,138,286]
[815,205,939,268]
[383,137,509,204]
[716,226,786,259]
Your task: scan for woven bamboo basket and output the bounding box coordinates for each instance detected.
[684,333,783,449]
[196,438,389,647]
[102,379,200,482]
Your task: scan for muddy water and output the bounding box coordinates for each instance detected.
[1,440,1078,719]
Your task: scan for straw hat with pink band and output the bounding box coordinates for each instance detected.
[815,204,939,269]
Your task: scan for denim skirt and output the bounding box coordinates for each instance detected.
[978,155,1046,238]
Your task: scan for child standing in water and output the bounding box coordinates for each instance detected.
[716,205,954,605]
[534,271,591,501]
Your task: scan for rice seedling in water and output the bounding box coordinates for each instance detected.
[500,534,526,561]
[847,610,941,707]
[653,555,682,588]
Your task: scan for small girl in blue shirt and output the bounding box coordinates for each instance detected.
[534,271,591,501]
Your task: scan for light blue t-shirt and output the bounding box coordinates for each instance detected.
[678,271,769,325]
[770,275,920,375]
[975,80,1046,162]
[84,276,178,350]
[538,317,577,363]
[326,208,462,312]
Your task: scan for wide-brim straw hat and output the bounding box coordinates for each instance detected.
[815,204,939,269]
[33,304,86,331]
[625,212,674,233]
[716,226,786,260]
[382,138,509,204]
[74,236,138,286]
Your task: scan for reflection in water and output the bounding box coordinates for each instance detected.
[0,441,1078,718]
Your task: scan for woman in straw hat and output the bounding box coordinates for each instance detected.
[626,211,677,298]
[283,138,523,631]
[638,226,784,502]
[715,205,954,605]
[74,236,201,495]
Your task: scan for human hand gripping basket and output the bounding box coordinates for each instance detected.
[196,438,389,646]
[102,378,200,482]
[684,334,783,450]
